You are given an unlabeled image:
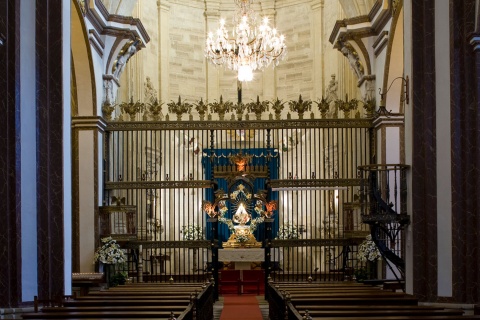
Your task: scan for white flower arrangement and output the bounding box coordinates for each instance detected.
[219,216,235,233]
[276,222,299,239]
[249,216,265,233]
[181,225,204,240]
[235,234,249,243]
[93,236,126,264]
[357,235,381,262]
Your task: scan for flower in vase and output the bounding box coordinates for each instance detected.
[357,235,381,262]
[93,236,126,265]
[181,225,204,240]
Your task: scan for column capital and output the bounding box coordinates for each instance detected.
[204,10,220,19]
[158,1,170,12]
[71,116,108,131]
[469,33,480,52]
[205,0,221,12]
[311,0,324,11]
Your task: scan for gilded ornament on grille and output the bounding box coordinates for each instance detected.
[193,98,209,121]
[147,98,164,121]
[289,95,312,120]
[120,97,143,121]
[270,98,286,120]
[314,96,331,119]
[247,95,269,120]
[231,102,247,120]
[167,96,193,121]
[210,95,233,121]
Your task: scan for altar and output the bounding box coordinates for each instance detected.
[218,248,264,270]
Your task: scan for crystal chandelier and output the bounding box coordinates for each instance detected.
[205,0,287,82]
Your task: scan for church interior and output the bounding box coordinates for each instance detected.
[1,0,480,318]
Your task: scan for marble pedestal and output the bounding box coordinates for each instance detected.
[218,248,264,270]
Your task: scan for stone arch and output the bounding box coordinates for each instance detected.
[71,0,97,117]
[382,2,405,114]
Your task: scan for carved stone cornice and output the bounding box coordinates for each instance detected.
[85,0,150,46]
[72,116,107,131]
[104,180,212,190]
[329,0,391,46]
[469,33,480,52]
[373,30,389,56]
[88,29,105,57]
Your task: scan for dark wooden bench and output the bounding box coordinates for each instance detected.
[74,294,192,300]
[290,296,419,306]
[34,295,76,312]
[25,282,214,320]
[268,282,480,320]
[304,317,480,320]
[286,291,409,298]
[86,290,199,295]
[300,309,466,317]
[383,280,405,292]
[40,306,187,313]
[295,305,447,311]
[22,318,177,320]
[72,273,104,296]
[63,299,190,307]
[21,310,178,319]
[268,282,417,319]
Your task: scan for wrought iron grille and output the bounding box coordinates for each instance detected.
[103,119,373,283]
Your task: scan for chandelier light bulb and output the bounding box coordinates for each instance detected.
[238,65,253,82]
[205,0,287,82]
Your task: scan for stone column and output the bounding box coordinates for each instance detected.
[204,0,221,103]
[158,1,170,102]
[311,0,324,100]
[261,0,277,102]
[451,0,480,304]
[0,0,22,307]
[36,0,68,301]
[411,0,438,302]
[72,117,106,273]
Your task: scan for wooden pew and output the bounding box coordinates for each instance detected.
[268,281,480,320]
[62,299,190,306]
[23,282,214,320]
[39,306,186,313]
[301,316,480,320]
[300,309,466,317]
[22,311,178,318]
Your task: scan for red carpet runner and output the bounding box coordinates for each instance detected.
[219,295,263,320]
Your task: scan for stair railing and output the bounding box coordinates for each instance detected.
[358,164,410,282]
